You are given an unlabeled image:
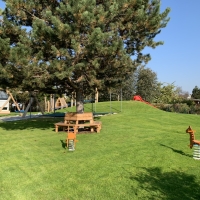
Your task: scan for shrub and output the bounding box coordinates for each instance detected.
[155,103,192,114]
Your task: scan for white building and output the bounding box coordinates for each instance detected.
[0,91,10,114]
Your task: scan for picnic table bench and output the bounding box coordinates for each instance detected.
[54,112,102,133]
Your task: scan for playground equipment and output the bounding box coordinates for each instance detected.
[186,126,200,148]
[133,95,155,108]
[55,97,68,109]
[186,126,200,160]
[21,92,44,118]
[0,91,10,114]
[45,95,68,112]
[0,90,24,114]
[66,128,78,151]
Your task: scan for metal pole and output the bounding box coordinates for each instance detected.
[30,94,31,119]
[94,90,96,113]
[54,94,56,117]
[121,88,122,112]
[110,89,112,114]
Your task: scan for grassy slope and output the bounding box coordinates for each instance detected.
[0,101,200,200]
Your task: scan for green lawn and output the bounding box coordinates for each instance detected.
[1,101,200,200]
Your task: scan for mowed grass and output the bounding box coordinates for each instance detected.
[1,101,200,200]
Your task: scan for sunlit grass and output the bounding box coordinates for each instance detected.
[0,101,200,199]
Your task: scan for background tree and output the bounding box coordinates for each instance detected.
[0,8,27,89]
[155,84,193,113]
[176,87,193,107]
[192,86,200,99]
[155,83,187,104]
[134,66,160,102]
[0,0,170,112]
[98,73,135,101]
[174,86,189,100]
[120,74,135,100]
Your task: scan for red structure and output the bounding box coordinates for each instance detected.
[133,95,155,108]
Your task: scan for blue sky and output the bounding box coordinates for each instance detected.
[0,1,200,94]
[143,0,200,94]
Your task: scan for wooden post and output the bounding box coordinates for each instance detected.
[74,92,76,106]
[44,96,47,112]
[50,94,54,112]
[95,88,98,103]
[47,101,50,112]
[71,92,76,107]
[22,104,25,110]
[8,92,21,112]
[110,89,112,114]
[71,98,73,108]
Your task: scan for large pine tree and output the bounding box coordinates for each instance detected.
[0,0,170,112]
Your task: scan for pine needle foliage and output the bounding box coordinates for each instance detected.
[0,0,170,111]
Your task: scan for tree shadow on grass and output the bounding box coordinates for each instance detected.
[129,167,200,200]
[159,143,192,158]
[0,117,62,131]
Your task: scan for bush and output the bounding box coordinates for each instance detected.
[171,103,190,113]
[155,103,194,114]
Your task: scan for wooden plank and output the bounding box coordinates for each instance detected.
[9,92,21,111]
[65,112,93,122]
[47,101,50,112]
[54,121,101,133]
[0,111,10,114]
[44,96,47,111]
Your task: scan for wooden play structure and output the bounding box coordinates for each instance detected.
[45,95,68,112]
[0,91,10,114]
[186,126,200,160]
[0,90,45,116]
[55,97,68,109]
[55,112,102,133]
[22,96,44,117]
[0,90,23,114]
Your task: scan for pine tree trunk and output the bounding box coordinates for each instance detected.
[76,88,84,113]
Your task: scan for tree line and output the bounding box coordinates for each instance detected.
[99,66,189,103]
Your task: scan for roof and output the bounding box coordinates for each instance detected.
[192,99,200,101]
[0,91,8,100]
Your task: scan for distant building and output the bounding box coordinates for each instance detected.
[192,99,200,105]
[0,91,8,100]
[186,94,200,105]
[0,91,10,114]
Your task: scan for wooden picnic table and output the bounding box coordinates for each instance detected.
[54,112,102,133]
